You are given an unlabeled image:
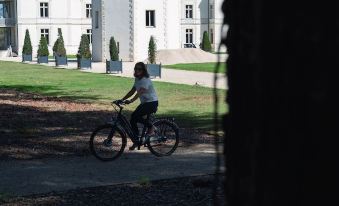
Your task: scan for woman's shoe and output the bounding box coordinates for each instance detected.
[129,143,139,151]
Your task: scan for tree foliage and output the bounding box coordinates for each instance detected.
[77,34,92,59]
[53,28,67,57]
[109,36,119,61]
[52,38,59,55]
[201,31,212,52]
[22,29,32,55]
[37,36,49,57]
[148,36,157,64]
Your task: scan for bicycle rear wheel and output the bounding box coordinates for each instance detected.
[90,124,127,161]
[147,120,179,157]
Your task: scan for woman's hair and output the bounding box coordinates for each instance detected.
[134,62,150,78]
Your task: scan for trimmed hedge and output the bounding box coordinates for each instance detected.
[37,36,49,57]
[201,31,212,52]
[109,36,119,61]
[148,36,156,64]
[77,34,91,59]
[22,29,32,55]
[53,28,67,57]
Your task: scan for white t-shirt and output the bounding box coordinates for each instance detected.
[134,77,158,103]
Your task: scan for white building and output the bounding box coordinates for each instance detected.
[92,0,224,62]
[0,0,92,57]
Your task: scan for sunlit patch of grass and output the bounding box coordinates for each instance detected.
[0,61,227,129]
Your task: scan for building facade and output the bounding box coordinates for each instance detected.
[0,0,92,57]
[0,0,16,57]
[92,0,224,62]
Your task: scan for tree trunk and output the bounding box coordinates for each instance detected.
[222,1,338,205]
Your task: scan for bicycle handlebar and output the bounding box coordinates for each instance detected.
[112,100,129,107]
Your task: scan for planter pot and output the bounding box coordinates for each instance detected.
[78,58,92,69]
[55,56,68,66]
[37,56,48,64]
[106,59,123,73]
[22,54,32,62]
[147,63,162,78]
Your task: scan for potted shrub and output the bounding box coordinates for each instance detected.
[106,36,122,73]
[22,29,33,62]
[52,36,59,57]
[37,36,49,64]
[77,34,92,69]
[54,28,68,66]
[201,31,212,52]
[146,36,161,78]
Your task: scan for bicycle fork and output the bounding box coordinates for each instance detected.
[104,121,118,146]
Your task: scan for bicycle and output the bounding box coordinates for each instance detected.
[90,100,180,161]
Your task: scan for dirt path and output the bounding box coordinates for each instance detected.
[1,175,225,206]
[0,144,219,196]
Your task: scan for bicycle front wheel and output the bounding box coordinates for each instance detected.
[147,120,179,157]
[90,124,127,161]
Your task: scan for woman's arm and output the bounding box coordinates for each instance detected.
[129,87,146,103]
[122,87,136,100]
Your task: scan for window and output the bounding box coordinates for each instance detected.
[209,5,214,19]
[41,29,49,44]
[185,5,193,18]
[86,4,92,18]
[210,29,214,44]
[146,10,155,27]
[0,28,11,50]
[86,29,92,44]
[0,2,11,18]
[0,28,5,49]
[40,2,49,18]
[95,11,99,29]
[186,29,193,43]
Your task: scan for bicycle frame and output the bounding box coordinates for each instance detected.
[111,103,149,149]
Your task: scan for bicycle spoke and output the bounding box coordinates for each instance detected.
[148,120,179,156]
[90,125,126,161]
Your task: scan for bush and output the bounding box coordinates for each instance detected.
[37,36,49,57]
[148,36,156,64]
[22,29,32,55]
[201,31,212,52]
[52,38,59,55]
[77,34,92,59]
[109,36,119,61]
[53,28,66,57]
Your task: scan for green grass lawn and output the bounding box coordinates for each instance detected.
[48,55,77,59]
[163,62,226,73]
[0,61,227,129]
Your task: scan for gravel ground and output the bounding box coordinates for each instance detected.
[0,175,225,206]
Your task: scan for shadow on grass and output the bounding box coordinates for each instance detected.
[0,85,103,102]
[158,111,218,129]
[0,89,218,160]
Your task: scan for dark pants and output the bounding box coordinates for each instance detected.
[130,101,158,138]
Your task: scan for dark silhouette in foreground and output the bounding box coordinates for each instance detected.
[223,1,338,205]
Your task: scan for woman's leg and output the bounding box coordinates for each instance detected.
[130,105,143,138]
[130,102,158,137]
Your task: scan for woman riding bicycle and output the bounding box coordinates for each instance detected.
[120,62,158,150]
